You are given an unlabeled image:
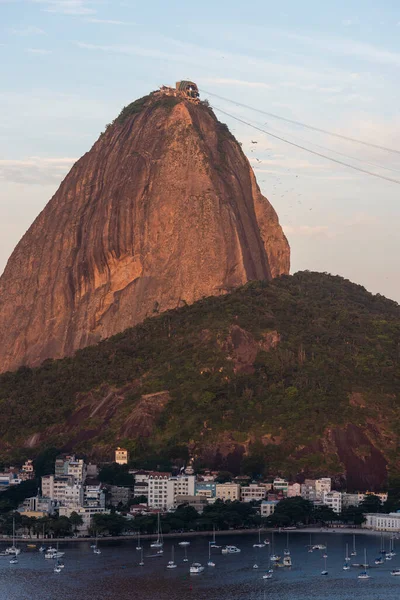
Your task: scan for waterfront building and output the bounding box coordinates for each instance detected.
[315,478,331,500]
[287,483,301,498]
[364,512,400,531]
[322,490,342,513]
[241,483,267,503]
[273,477,289,494]
[260,500,279,517]
[215,483,241,502]
[195,482,216,498]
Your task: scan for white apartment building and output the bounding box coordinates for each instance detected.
[84,481,105,508]
[322,490,342,514]
[169,475,195,506]
[260,500,279,517]
[364,512,400,531]
[273,478,289,494]
[315,478,331,500]
[59,505,110,534]
[301,481,316,501]
[147,474,195,509]
[67,458,86,484]
[42,475,71,502]
[241,483,267,503]
[215,483,241,502]
[42,474,83,507]
[287,483,301,498]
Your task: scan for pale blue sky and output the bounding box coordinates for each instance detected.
[1,0,400,300]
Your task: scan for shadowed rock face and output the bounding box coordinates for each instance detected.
[0,93,290,372]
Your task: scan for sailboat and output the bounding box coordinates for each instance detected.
[321,555,328,576]
[139,547,144,567]
[253,528,265,548]
[387,535,395,560]
[284,532,290,556]
[6,518,20,557]
[322,542,328,559]
[210,525,220,549]
[39,524,46,552]
[358,549,370,579]
[207,542,215,567]
[270,533,280,562]
[307,533,313,553]
[150,513,163,549]
[343,543,351,570]
[93,533,101,555]
[136,531,142,551]
[167,545,177,569]
[183,546,189,563]
[54,558,62,573]
[375,534,384,564]
[262,551,273,579]
[350,534,357,557]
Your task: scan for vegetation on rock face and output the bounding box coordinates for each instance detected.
[0,271,399,487]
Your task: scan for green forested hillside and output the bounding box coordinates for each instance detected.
[1,271,399,490]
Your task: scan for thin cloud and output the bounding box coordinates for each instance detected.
[0,157,77,185]
[86,18,132,25]
[9,26,45,35]
[26,48,52,54]
[202,78,273,90]
[285,31,400,67]
[283,225,333,238]
[30,0,96,15]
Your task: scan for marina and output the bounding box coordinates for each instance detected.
[1,532,400,600]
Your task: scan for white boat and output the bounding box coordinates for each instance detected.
[263,538,270,546]
[210,525,221,549]
[313,544,326,551]
[283,555,292,567]
[178,541,190,547]
[190,562,204,574]
[207,542,215,567]
[45,549,65,559]
[136,531,142,551]
[391,569,400,576]
[54,564,62,574]
[39,545,46,553]
[283,532,290,556]
[253,529,265,548]
[263,572,273,579]
[358,549,370,579]
[150,513,163,549]
[253,563,259,569]
[92,532,101,555]
[167,545,177,569]
[321,555,328,576]
[9,557,18,564]
[344,542,351,569]
[351,534,357,557]
[183,546,189,563]
[46,542,65,560]
[221,545,241,554]
[139,548,144,567]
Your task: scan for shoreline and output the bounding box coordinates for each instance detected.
[1,526,394,545]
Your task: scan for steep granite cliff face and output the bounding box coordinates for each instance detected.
[0,92,289,372]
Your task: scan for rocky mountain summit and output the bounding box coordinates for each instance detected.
[0,85,289,372]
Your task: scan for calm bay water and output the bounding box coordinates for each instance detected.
[1,532,399,600]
